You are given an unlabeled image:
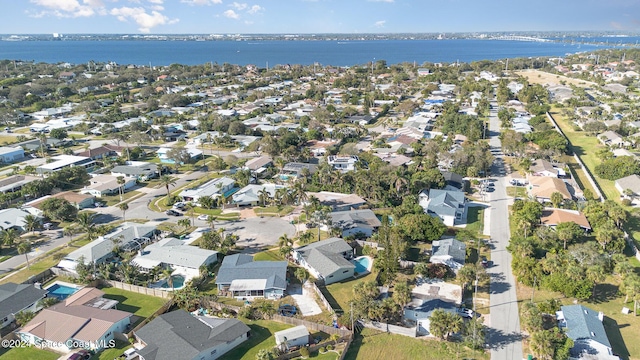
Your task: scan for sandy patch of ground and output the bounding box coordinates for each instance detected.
[515,69,597,88]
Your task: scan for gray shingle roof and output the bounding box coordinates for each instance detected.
[215,254,287,290]
[135,309,250,360]
[431,238,466,265]
[294,238,354,278]
[425,189,465,217]
[0,283,48,319]
[330,209,381,232]
[561,304,611,349]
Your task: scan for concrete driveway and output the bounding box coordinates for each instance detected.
[213,217,295,253]
[288,282,323,316]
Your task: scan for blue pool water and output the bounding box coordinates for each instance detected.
[46,284,80,300]
[352,257,371,274]
[160,275,185,289]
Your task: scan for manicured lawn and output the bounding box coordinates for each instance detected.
[325,271,378,312]
[253,249,285,261]
[255,206,295,217]
[99,287,168,325]
[550,108,618,201]
[465,206,485,236]
[516,273,640,360]
[100,190,141,206]
[344,328,488,360]
[0,346,59,360]
[505,186,528,198]
[92,340,132,360]
[0,245,77,285]
[218,319,294,360]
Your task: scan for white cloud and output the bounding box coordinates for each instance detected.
[223,9,240,19]
[181,0,222,5]
[147,0,164,4]
[29,0,105,17]
[231,2,248,11]
[374,20,386,28]
[368,0,394,2]
[247,5,263,14]
[110,6,172,32]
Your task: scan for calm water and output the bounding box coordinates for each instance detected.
[0,39,610,67]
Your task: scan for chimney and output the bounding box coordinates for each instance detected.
[598,311,604,322]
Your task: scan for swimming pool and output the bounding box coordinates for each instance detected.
[160,275,186,289]
[352,256,372,274]
[46,283,81,300]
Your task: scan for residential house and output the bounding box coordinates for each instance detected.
[0,283,48,329]
[556,305,618,360]
[274,325,310,351]
[540,208,591,231]
[180,177,235,203]
[80,174,137,198]
[23,191,95,212]
[75,146,117,160]
[306,191,366,212]
[215,254,287,300]
[429,238,466,272]
[0,208,31,232]
[615,174,640,201]
[327,155,359,172]
[530,159,560,177]
[0,147,24,163]
[329,209,381,237]
[111,161,159,181]
[598,131,628,148]
[36,155,95,175]
[441,171,466,191]
[131,237,218,279]
[58,223,157,272]
[418,189,466,227]
[292,237,355,285]
[232,184,286,207]
[0,175,39,194]
[157,147,203,164]
[18,287,132,353]
[404,298,459,336]
[243,156,272,177]
[134,309,251,360]
[282,162,318,178]
[528,176,572,202]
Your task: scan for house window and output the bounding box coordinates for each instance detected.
[2,317,7,323]
[211,349,217,355]
[343,270,349,273]
[328,275,334,278]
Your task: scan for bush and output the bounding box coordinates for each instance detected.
[319,346,326,353]
[326,344,334,351]
[238,305,254,319]
[299,347,310,357]
[622,198,632,207]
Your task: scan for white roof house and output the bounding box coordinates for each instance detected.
[131,237,218,277]
[179,177,235,203]
[0,208,31,232]
[36,155,94,174]
[232,184,287,206]
[0,147,25,164]
[274,325,310,349]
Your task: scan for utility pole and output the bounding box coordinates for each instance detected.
[531,275,537,302]
[351,302,354,335]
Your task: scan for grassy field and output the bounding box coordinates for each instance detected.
[99,286,168,326]
[92,340,132,360]
[344,328,489,360]
[325,271,378,312]
[516,274,640,360]
[515,69,597,88]
[0,346,59,360]
[549,108,618,201]
[255,206,295,217]
[100,190,142,206]
[465,206,485,236]
[253,248,286,261]
[218,319,293,360]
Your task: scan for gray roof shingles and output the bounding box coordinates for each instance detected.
[561,304,611,349]
[0,283,48,319]
[215,254,287,290]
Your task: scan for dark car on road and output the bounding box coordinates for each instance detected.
[165,209,182,216]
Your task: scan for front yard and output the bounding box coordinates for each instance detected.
[344,328,488,360]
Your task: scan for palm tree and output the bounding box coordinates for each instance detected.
[75,212,97,240]
[159,175,177,205]
[23,214,40,235]
[116,176,126,202]
[258,188,270,207]
[17,241,32,269]
[206,215,216,231]
[294,267,309,284]
[1,228,19,252]
[118,202,129,221]
[178,218,191,231]
[162,267,174,290]
[292,180,308,206]
[63,225,77,244]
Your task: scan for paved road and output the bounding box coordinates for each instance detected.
[486,103,524,360]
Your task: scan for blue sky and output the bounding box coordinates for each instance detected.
[0,0,639,34]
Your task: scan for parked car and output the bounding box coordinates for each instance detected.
[94,202,106,207]
[166,209,182,216]
[68,350,91,360]
[197,214,210,221]
[457,307,476,318]
[43,222,53,230]
[173,202,186,210]
[481,257,489,268]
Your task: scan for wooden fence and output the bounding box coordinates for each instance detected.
[103,280,172,299]
[355,240,383,250]
[308,281,335,314]
[23,268,57,285]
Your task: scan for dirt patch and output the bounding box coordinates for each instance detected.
[515,69,597,88]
